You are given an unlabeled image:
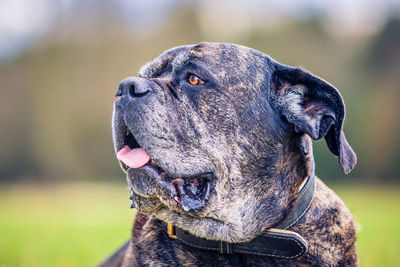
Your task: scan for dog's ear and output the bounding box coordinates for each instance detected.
[270,63,356,174]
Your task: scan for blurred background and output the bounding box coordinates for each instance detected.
[0,0,399,266]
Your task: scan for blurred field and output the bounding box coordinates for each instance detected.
[0,182,399,267]
[0,182,135,267]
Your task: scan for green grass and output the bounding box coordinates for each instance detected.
[0,182,399,266]
[0,182,135,267]
[330,184,400,267]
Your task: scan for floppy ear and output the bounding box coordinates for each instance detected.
[270,63,356,174]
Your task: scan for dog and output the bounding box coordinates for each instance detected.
[103,42,358,266]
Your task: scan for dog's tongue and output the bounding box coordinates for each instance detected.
[117,146,150,168]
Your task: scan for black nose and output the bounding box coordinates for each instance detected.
[116,77,152,98]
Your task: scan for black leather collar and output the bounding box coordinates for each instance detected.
[167,171,316,258]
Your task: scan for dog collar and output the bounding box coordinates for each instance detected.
[167,172,315,258]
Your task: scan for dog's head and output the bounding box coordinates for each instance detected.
[112,42,356,242]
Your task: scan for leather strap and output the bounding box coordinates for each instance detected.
[173,227,308,258]
[167,170,316,258]
[274,171,315,229]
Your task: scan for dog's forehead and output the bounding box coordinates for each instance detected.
[138,45,190,77]
[138,42,265,78]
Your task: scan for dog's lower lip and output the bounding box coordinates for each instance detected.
[127,164,212,211]
[174,196,181,204]
[127,165,212,184]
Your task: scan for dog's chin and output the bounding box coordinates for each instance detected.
[125,164,213,213]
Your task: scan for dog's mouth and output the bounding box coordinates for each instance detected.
[114,124,212,212]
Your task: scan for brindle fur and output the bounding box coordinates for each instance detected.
[103,42,358,266]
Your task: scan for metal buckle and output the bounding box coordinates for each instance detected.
[167,223,177,239]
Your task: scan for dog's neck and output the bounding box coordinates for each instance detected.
[288,134,314,195]
[242,133,314,229]
[277,134,315,226]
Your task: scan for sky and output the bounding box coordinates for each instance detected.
[0,0,399,61]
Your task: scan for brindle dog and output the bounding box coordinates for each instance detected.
[103,42,358,266]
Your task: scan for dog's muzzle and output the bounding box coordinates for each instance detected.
[112,78,214,212]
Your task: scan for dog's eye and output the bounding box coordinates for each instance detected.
[188,74,204,85]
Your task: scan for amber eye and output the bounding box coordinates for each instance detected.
[188,74,204,85]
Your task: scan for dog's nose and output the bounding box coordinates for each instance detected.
[116,77,152,98]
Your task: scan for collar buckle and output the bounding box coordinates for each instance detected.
[167,223,178,239]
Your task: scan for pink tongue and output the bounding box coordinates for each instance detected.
[117,146,150,169]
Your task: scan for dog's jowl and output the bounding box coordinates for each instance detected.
[103,42,358,266]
